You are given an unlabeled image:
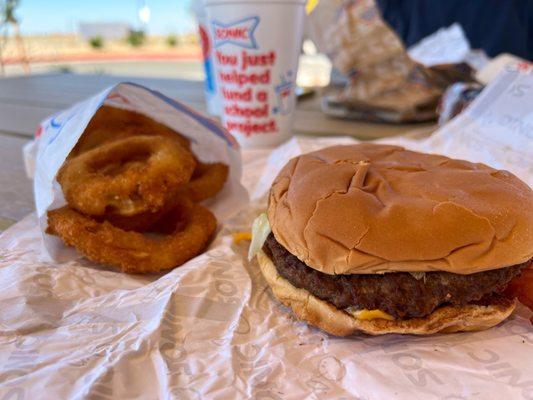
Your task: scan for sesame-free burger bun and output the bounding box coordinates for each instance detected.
[268,144,533,275]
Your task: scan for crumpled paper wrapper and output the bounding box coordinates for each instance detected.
[1,70,532,399]
[437,82,484,126]
[407,23,490,71]
[314,0,475,123]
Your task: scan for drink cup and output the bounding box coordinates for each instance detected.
[205,0,306,148]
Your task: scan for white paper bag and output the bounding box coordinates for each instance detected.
[32,82,248,262]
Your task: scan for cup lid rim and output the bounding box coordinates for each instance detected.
[205,0,306,5]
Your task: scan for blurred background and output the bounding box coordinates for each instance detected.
[0,0,204,78]
[1,0,531,85]
[0,0,331,87]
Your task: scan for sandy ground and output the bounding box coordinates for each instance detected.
[1,34,199,63]
[3,60,205,80]
[1,34,331,85]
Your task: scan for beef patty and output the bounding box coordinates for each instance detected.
[263,233,528,319]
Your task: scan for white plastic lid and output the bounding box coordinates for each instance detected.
[205,0,306,6]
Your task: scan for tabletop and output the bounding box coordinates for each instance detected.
[0,73,435,230]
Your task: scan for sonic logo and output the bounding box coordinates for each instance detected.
[199,24,211,59]
[212,16,260,49]
[273,70,296,115]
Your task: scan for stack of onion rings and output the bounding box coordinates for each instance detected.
[47,111,229,273]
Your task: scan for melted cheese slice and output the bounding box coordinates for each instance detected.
[347,308,395,321]
[232,232,252,245]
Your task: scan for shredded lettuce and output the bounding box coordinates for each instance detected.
[409,271,426,280]
[248,213,271,261]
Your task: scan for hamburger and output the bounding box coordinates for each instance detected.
[249,144,533,335]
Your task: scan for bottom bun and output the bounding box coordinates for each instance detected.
[257,251,517,336]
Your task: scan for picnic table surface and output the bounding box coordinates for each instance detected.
[0,73,435,230]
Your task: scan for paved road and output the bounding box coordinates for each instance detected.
[3,60,205,80]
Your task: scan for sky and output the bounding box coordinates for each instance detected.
[15,0,197,35]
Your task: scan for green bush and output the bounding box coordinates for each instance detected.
[88,36,104,49]
[166,35,178,47]
[127,30,146,47]
[54,65,73,73]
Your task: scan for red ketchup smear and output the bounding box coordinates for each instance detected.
[506,266,533,324]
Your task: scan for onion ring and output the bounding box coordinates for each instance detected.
[69,106,191,158]
[96,193,180,232]
[178,162,229,202]
[57,135,195,217]
[46,198,217,274]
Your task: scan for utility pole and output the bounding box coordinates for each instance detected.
[0,0,30,75]
[137,0,151,31]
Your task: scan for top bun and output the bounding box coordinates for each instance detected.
[268,144,533,275]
